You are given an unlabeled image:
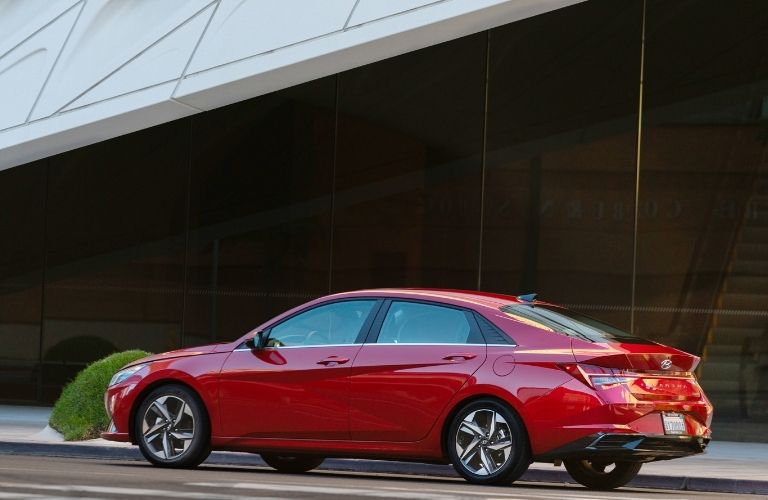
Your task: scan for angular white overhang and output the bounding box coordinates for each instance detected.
[0,0,584,171]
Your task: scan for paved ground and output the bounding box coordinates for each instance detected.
[0,454,761,500]
[0,405,52,439]
[2,405,768,496]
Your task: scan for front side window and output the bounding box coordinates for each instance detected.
[268,300,375,347]
[376,301,479,344]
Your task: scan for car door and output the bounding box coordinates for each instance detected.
[349,300,486,441]
[218,299,379,440]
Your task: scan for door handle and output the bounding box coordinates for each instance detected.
[443,353,477,361]
[317,356,350,366]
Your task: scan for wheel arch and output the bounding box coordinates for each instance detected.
[128,379,211,445]
[439,392,531,461]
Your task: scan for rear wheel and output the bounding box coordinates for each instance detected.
[261,454,325,473]
[564,459,642,490]
[447,398,530,485]
[135,384,211,468]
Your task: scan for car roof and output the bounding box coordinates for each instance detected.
[241,288,555,344]
[325,288,529,311]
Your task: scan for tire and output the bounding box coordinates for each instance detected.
[261,454,325,473]
[135,384,211,468]
[564,459,642,490]
[447,398,531,485]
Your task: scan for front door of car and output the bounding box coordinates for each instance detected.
[218,299,378,440]
[349,300,486,441]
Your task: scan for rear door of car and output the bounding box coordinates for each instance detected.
[349,299,486,441]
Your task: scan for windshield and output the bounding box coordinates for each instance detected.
[500,304,655,344]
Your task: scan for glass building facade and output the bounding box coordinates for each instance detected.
[1,0,766,441]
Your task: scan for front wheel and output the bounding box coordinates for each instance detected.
[135,384,211,468]
[564,459,642,490]
[261,454,325,473]
[447,398,531,485]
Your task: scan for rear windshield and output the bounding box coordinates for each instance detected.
[500,304,655,344]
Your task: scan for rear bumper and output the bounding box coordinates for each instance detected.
[536,433,710,463]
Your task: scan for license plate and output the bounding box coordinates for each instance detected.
[662,413,687,435]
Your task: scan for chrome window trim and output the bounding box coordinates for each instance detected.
[367,343,517,347]
[233,342,517,351]
[234,343,362,351]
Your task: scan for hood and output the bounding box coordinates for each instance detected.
[124,343,221,368]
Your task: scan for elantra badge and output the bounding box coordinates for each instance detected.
[661,359,673,370]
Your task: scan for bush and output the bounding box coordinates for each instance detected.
[49,350,150,440]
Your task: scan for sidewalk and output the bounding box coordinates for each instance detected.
[2,405,767,495]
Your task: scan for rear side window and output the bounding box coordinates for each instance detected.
[500,304,654,344]
[376,301,481,344]
[474,313,515,345]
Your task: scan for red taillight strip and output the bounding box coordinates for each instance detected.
[558,363,698,389]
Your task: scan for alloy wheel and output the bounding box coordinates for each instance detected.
[141,395,195,460]
[454,409,513,476]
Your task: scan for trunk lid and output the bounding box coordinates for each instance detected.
[570,338,704,402]
[572,339,700,372]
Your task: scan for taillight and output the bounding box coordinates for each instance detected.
[559,363,701,400]
[560,363,630,388]
[590,375,633,387]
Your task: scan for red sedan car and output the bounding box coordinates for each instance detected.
[103,289,712,490]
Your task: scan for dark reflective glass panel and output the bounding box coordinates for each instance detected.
[43,121,189,401]
[482,0,641,329]
[332,34,486,291]
[639,0,768,440]
[0,161,45,402]
[185,79,335,346]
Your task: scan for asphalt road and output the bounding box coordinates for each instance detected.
[0,455,761,500]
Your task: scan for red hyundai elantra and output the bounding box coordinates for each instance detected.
[103,289,712,490]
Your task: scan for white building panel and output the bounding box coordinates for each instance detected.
[346,0,441,27]
[0,81,196,170]
[186,0,357,75]
[0,1,80,131]
[174,0,582,111]
[29,0,212,120]
[64,3,216,112]
[0,0,585,171]
[0,5,80,130]
[0,0,77,58]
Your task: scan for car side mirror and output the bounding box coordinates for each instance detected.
[245,331,266,350]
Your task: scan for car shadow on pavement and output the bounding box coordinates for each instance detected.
[107,461,680,496]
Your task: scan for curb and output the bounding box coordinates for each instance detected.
[1,441,767,495]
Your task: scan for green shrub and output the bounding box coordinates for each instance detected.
[49,349,150,441]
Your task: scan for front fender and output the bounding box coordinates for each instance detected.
[106,352,228,442]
